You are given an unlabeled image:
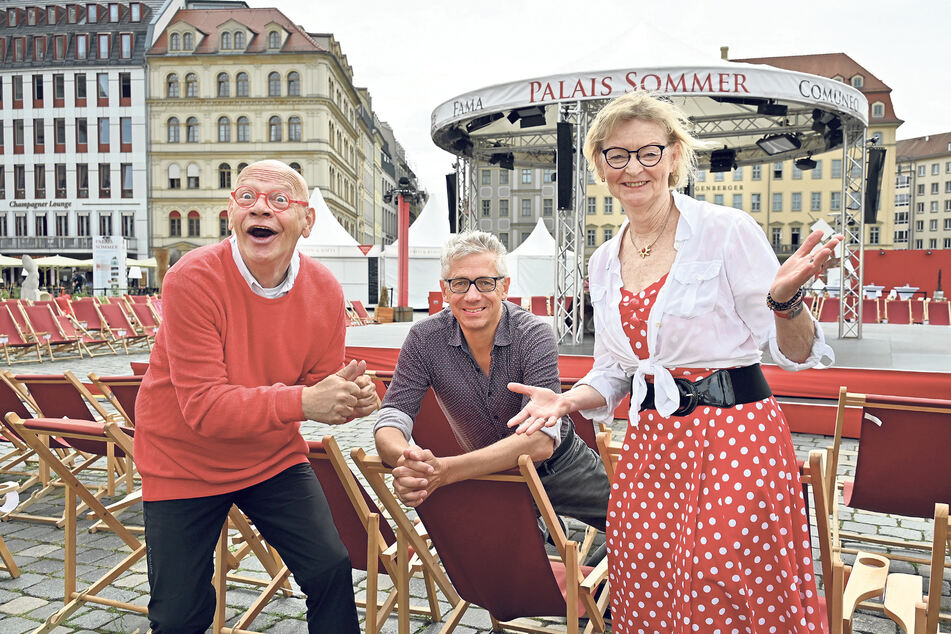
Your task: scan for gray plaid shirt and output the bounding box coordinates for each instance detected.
[374,303,568,451]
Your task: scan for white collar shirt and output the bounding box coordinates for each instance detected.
[229,235,300,298]
[576,190,834,425]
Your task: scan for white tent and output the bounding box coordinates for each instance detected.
[506,218,574,298]
[383,192,451,309]
[297,187,376,304]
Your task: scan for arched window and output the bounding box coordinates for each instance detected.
[287,71,300,96]
[871,102,885,119]
[851,74,864,89]
[233,31,245,48]
[168,163,181,189]
[187,210,200,236]
[218,163,231,189]
[268,72,280,97]
[167,117,180,143]
[186,163,200,188]
[169,33,180,51]
[237,162,248,173]
[219,210,230,237]
[169,210,181,236]
[186,117,199,143]
[268,116,282,142]
[220,31,231,49]
[182,32,194,50]
[216,72,229,97]
[217,116,231,142]
[185,73,198,97]
[288,116,301,142]
[289,162,302,175]
[236,72,249,97]
[267,31,281,49]
[166,73,179,98]
[236,116,250,142]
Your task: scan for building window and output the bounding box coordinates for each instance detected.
[751,165,761,180]
[771,227,782,246]
[917,202,925,213]
[481,170,491,185]
[851,75,864,88]
[55,164,67,198]
[186,164,199,189]
[220,32,231,49]
[130,3,141,21]
[236,117,250,142]
[268,116,282,142]
[868,226,880,244]
[119,72,131,104]
[790,226,801,247]
[287,71,300,96]
[55,214,69,235]
[120,117,131,149]
[714,172,724,182]
[587,197,596,215]
[481,200,491,217]
[217,73,230,97]
[772,193,782,212]
[168,164,180,189]
[76,164,89,198]
[185,73,198,97]
[750,193,761,212]
[268,72,281,97]
[931,182,939,195]
[14,165,26,198]
[714,194,723,206]
[696,171,706,182]
[831,159,842,179]
[166,73,179,98]
[931,201,939,213]
[499,170,509,185]
[917,184,925,196]
[930,219,939,231]
[520,199,531,217]
[603,228,613,242]
[183,32,194,50]
[234,31,245,48]
[499,200,509,217]
[218,163,231,189]
[216,117,231,142]
[586,229,596,247]
[169,33,180,50]
[109,3,119,21]
[791,192,802,212]
[830,191,841,211]
[732,166,743,181]
[732,194,742,209]
[772,162,783,179]
[543,199,553,216]
[499,232,508,249]
[97,33,110,59]
[167,117,180,143]
[288,117,301,142]
[603,197,613,214]
[219,211,229,237]
[99,163,111,198]
[186,117,199,143]
[236,72,249,97]
[811,192,821,211]
[811,160,823,179]
[34,118,46,150]
[521,169,531,184]
[97,73,109,102]
[34,165,46,198]
[100,212,114,236]
[98,117,110,148]
[13,119,24,152]
[120,163,133,198]
[268,31,281,49]
[15,215,28,237]
[187,211,200,236]
[121,214,135,237]
[119,33,132,58]
[169,211,181,237]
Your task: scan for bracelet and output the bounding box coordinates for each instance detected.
[766,287,803,312]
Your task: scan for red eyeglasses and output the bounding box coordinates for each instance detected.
[230,185,309,212]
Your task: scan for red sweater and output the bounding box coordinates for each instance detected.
[134,240,346,501]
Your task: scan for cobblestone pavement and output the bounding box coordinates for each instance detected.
[0,350,948,633]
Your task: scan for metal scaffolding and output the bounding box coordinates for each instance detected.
[837,122,867,339]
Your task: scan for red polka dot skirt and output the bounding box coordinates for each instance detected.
[607,279,823,633]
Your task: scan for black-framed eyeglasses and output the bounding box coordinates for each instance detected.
[443,276,504,293]
[601,144,666,169]
[230,185,309,212]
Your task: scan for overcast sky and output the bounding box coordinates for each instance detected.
[251,0,950,204]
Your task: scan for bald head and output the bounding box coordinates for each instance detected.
[236,160,309,201]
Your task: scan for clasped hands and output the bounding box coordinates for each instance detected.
[301,359,378,425]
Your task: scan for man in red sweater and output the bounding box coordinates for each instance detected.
[135,160,375,632]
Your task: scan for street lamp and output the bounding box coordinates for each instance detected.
[383,176,419,315]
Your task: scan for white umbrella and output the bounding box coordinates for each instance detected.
[0,254,21,267]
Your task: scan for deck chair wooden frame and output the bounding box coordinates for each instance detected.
[828,387,951,569]
[0,371,44,480]
[349,299,378,325]
[0,481,22,579]
[861,297,881,324]
[307,436,446,634]
[913,504,951,634]
[354,449,609,634]
[63,314,118,355]
[128,302,160,342]
[21,304,85,360]
[0,304,44,363]
[97,302,152,352]
[884,298,913,324]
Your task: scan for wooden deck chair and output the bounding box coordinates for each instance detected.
[861,298,881,323]
[54,295,74,317]
[71,297,115,342]
[0,481,22,578]
[428,290,444,315]
[0,371,46,480]
[150,297,164,318]
[129,301,161,336]
[927,299,951,326]
[22,304,85,360]
[97,302,152,352]
[911,504,951,634]
[884,298,912,324]
[0,305,44,363]
[130,361,149,375]
[911,298,927,324]
[350,299,378,325]
[802,294,817,317]
[817,295,840,322]
[306,435,447,633]
[802,450,910,634]
[60,313,117,356]
[828,387,951,569]
[355,449,609,634]
[128,294,151,304]
[506,296,523,309]
[530,295,550,316]
[594,429,620,484]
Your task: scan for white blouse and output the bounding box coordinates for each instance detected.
[576,191,834,425]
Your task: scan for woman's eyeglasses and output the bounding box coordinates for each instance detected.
[601,144,666,169]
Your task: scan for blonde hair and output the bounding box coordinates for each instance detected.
[583,92,702,189]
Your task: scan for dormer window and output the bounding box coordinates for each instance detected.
[169,33,180,50]
[851,74,864,89]
[8,8,17,26]
[234,31,245,48]
[47,6,57,24]
[832,75,844,83]
[27,7,37,25]
[871,102,885,119]
[130,3,140,21]
[220,31,231,49]
[183,32,194,49]
[267,30,281,49]
[87,4,98,22]
[109,3,119,21]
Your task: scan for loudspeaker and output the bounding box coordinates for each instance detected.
[556,122,573,209]
[446,172,457,233]
[864,147,886,224]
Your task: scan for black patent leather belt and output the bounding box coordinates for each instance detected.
[635,364,772,417]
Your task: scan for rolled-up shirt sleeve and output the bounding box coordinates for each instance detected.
[374,406,414,441]
[575,326,631,424]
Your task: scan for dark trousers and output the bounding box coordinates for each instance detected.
[143,463,359,634]
[537,431,610,532]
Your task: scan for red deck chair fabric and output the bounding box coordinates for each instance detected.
[0,306,43,363]
[349,299,377,325]
[130,362,149,375]
[54,296,74,317]
[530,296,549,316]
[861,298,881,324]
[97,302,151,351]
[71,298,108,333]
[884,299,912,324]
[802,295,816,317]
[22,304,84,359]
[129,295,150,304]
[506,296,522,309]
[910,298,927,324]
[0,372,50,478]
[844,395,951,518]
[59,315,116,356]
[928,299,950,325]
[150,298,163,318]
[129,303,160,339]
[428,291,444,315]
[816,296,840,322]
[88,374,142,427]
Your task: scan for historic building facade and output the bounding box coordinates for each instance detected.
[896,132,951,251]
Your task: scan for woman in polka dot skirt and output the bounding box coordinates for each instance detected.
[508,92,842,633]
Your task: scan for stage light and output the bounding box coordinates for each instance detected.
[756,101,788,117]
[795,156,817,170]
[756,133,801,156]
[488,152,515,170]
[507,107,546,129]
[466,112,503,133]
[709,148,736,173]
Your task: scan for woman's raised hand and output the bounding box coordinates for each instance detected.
[506,383,566,435]
[770,229,843,302]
